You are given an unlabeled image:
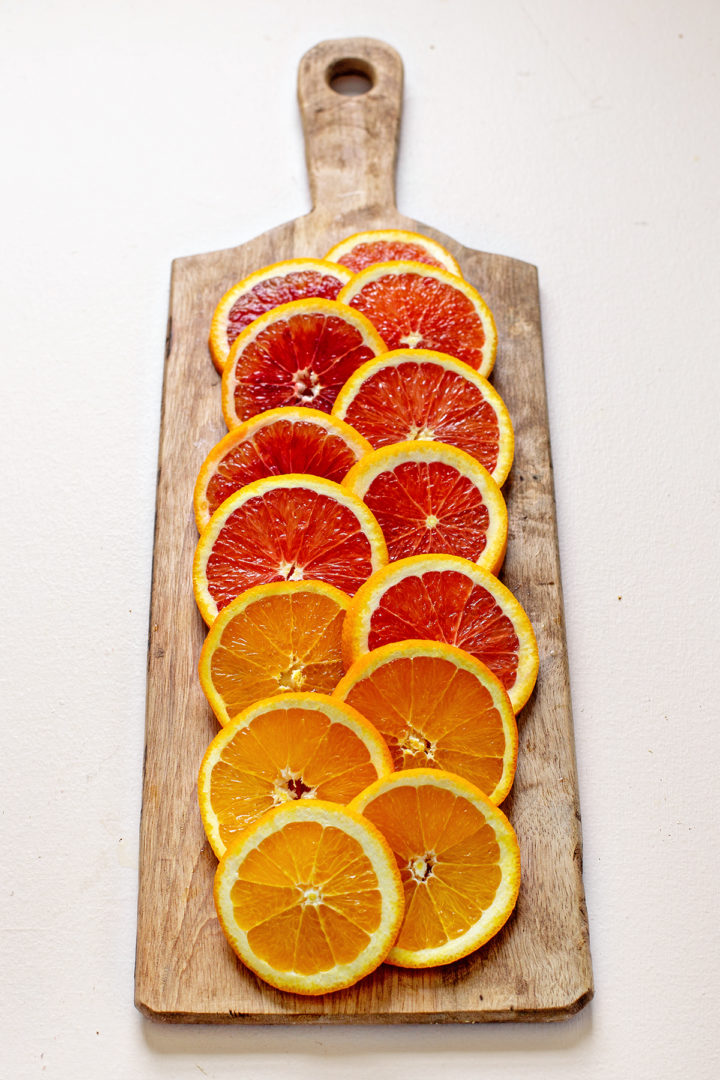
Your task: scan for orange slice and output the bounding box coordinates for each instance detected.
[332,349,514,486]
[193,407,372,532]
[324,229,462,277]
[338,262,497,376]
[342,554,538,713]
[198,692,394,858]
[193,474,388,625]
[199,580,349,726]
[209,259,353,373]
[214,800,404,995]
[221,298,386,426]
[342,440,508,572]
[349,769,520,968]
[333,641,517,805]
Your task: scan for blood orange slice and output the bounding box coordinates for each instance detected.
[338,262,497,376]
[209,259,352,373]
[193,475,388,625]
[221,298,386,427]
[193,407,372,532]
[332,349,514,486]
[342,441,507,572]
[342,554,538,713]
[324,229,462,277]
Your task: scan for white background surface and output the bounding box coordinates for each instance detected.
[2,0,719,1076]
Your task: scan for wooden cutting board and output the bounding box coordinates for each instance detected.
[134,37,593,1023]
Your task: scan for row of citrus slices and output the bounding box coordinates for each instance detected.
[190,230,538,995]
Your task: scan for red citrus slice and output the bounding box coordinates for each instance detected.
[324,229,462,276]
[209,259,352,373]
[338,262,497,376]
[332,349,514,486]
[193,475,388,624]
[342,441,508,572]
[221,299,387,427]
[193,407,372,532]
[342,554,538,713]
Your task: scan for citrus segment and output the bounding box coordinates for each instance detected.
[193,475,388,625]
[342,555,538,713]
[193,407,372,532]
[332,350,514,486]
[342,440,508,572]
[221,298,387,426]
[199,580,350,725]
[333,641,517,805]
[338,262,497,376]
[349,769,520,967]
[213,800,404,994]
[198,692,393,858]
[209,259,353,373]
[324,229,462,277]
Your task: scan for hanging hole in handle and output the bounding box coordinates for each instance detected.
[327,57,375,96]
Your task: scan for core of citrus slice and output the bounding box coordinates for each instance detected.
[209,259,353,373]
[199,580,349,726]
[332,349,514,487]
[221,298,387,426]
[342,440,508,572]
[193,407,372,532]
[198,692,394,858]
[338,262,497,376]
[333,641,517,805]
[324,229,462,277]
[214,800,404,995]
[342,554,538,713]
[193,474,388,625]
[349,769,520,968]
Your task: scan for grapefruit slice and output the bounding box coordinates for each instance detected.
[338,262,497,376]
[193,407,372,532]
[199,580,350,725]
[324,229,462,277]
[342,440,508,572]
[333,641,517,805]
[209,259,352,373]
[332,349,514,486]
[221,298,386,426]
[193,474,388,624]
[342,554,538,713]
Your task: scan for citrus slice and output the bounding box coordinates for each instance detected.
[349,769,520,968]
[193,407,372,532]
[193,474,388,625]
[222,298,387,426]
[214,800,404,995]
[338,262,497,376]
[324,229,462,277]
[342,440,508,572]
[199,580,349,726]
[198,692,394,858]
[332,349,514,486]
[342,554,538,713]
[333,641,517,805]
[209,259,353,373]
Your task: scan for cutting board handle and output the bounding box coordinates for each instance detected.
[298,38,403,217]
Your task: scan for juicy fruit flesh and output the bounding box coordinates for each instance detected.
[359,784,501,951]
[205,486,377,611]
[226,271,345,348]
[229,820,383,974]
[205,419,362,520]
[209,590,346,718]
[367,570,520,692]
[360,459,490,562]
[340,360,501,474]
[229,312,380,420]
[336,241,448,274]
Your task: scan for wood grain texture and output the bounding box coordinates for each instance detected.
[135,37,593,1023]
